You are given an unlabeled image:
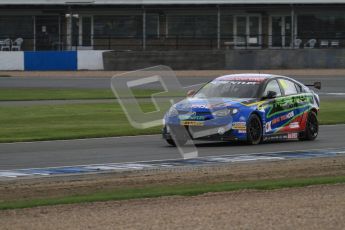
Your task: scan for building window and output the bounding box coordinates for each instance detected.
[298,13,345,38]
[0,16,33,39]
[221,15,234,39]
[146,14,159,38]
[167,15,217,38]
[94,15,143,38]
[35,16,60,51]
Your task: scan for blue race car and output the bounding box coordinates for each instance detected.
[162,74,320,146]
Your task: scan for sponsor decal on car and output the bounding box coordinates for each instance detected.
[226,81,260,85]
[264,135,287,141]
[264,132,299,141]
[180,121,204,126]
[232,122,247,130]
[271,111,295,125]
[265,121,272,132]
[287,133,298,139]
[178,112,205,121]
[218,76,266,82]
[289,122,300,129]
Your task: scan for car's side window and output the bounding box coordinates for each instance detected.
[295,83,303,93]
[263,80,282,97]
[278,79,298,95]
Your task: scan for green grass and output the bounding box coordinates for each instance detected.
[0,99,343,143]
[1,175,344,210]
[0,88,165,101]
[319,99,345,125]
[0,103,164,143]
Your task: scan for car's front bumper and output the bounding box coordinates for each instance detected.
[162,125,245,141]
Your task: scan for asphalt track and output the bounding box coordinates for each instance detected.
[0,125,344,170]
[0,74,344,171]
[0,75,345,93]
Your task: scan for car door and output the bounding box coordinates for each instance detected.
[261,79,284,134]
[274,78,302,134]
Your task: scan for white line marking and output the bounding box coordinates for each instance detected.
[320,92,345,96]
[1,147,344,173]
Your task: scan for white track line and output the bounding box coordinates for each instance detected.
[320,92,345,96]
[1,147,344,173]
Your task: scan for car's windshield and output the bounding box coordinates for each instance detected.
[194,80,261,99]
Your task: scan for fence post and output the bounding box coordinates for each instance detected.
[143,7,146,51]
[291,4,295,49]
[217,5,220,50]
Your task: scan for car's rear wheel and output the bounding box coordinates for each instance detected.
[299,111,318,141]
[166,138,187,147]
[246,114,263,145]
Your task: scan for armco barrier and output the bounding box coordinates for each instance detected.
[0,51,24,70]
[24,51,77,71]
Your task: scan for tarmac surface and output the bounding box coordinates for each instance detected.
[0,75,344,94]
[0,70,344,170]
[0,125,344,170]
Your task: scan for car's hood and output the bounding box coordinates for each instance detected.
[174,97,257,112]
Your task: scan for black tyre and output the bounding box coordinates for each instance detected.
[165,138,187,146]
[299,111,318,141]
[246,114,263,145]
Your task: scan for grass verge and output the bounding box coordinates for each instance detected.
[0,103,164,143]
[0,175,344,210]
[318,99,345,125]
[0,88,183,101]
[0,99,344,143]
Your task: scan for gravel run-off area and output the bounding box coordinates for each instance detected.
[1,184,344,230]
[1,157,345,229]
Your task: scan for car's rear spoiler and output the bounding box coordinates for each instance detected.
[305,82,321,90]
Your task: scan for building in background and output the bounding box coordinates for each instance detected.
[0,0,345,51]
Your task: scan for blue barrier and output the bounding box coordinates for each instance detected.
[24,51,77,71]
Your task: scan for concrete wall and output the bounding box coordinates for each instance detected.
[24,51,77,71]
[103,50,226,70]
[1,49,344,71]
[0,50,106,70]
[103,49,345,70]
[77,50,106,70]
[0,52,24,70]
[225,49,345,69]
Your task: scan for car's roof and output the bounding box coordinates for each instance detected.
[215,73,285,81]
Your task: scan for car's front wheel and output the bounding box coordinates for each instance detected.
[246,114,263,145]
[299,111,318,141]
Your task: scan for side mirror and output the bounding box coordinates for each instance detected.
[305,82,321,90]
[264,90,277,99]
[314,82,321,90]
[187,89,196,97]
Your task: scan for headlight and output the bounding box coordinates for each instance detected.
[231,108,239,115]
[212,109,231,117]
[212,108,239,117]
[167,106,178,116]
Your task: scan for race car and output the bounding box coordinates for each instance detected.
[162,74,320,146]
